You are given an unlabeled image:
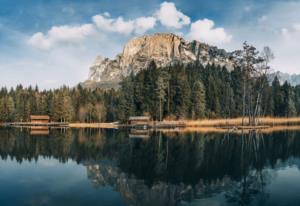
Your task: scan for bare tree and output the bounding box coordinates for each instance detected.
[236,43,274,126]
[253,47,274,124]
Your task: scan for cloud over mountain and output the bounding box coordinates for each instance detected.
[187,19,232,45]
[155,2,190,29]
[28,1,231,50]
[28,24,95,50]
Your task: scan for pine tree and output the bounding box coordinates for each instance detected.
[206,74,220,118]
[0,96,15,122]
[118,73,135,121]
[282,81,296,117]
[272,76,284,116]
[191,80,206,119]
[156,75,167,121]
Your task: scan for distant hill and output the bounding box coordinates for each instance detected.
[269,72,300,86]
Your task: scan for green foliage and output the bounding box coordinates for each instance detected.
[0,85,118,123]
[191,80,206,119]
[0,62,299,123]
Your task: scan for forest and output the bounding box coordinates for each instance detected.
[0,43,300,123]
[0,62,299,123]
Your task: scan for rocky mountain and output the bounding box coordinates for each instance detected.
[83,33,235,88]
[83,33,300,89]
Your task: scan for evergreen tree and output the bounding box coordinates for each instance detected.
[282,81,296,117]
[191,80,206,119]
[0,96,15,122]
[272,76,284,116]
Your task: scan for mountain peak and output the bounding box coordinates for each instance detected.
[86,33,235,86]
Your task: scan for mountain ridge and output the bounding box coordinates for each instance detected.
[83,33,300,88]
[84,33,236,88]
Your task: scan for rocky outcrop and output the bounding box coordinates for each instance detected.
[85,33,235,86]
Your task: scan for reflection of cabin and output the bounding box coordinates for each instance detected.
[128,116,150,128]
[30,126,50,136]
[129,129,150,139]
[30,115,50,124]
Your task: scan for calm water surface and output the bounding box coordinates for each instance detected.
[1,128,300,206]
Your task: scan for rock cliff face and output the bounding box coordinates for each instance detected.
[86,33,235,86]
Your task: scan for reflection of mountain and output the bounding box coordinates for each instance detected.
[1,128,300,205]
[84,160,235,206]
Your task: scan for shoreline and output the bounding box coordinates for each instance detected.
[2,117,300,130]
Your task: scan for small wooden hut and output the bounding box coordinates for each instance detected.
[30,115,50,124]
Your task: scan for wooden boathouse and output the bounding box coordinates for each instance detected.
[30,115,50,124]
[6,115,68,128]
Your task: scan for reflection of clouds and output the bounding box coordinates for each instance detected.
[37,158,61,167]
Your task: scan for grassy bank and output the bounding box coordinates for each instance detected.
[2,117,300,129]
[158,125,300,134]
[180,117,300,127]
[69,122,118,129]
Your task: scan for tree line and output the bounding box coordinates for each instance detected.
[0,65,299,123]
[0,85,117,122]
[118,62,300,121]
[0,44,300,123]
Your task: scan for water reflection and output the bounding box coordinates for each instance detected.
[1,128,300,205]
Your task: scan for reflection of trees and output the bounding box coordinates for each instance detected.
[0,128,128,163]
[1,128,300,205]
[117,130,300,205]
[223,130,270,205]
[225,169,271,206]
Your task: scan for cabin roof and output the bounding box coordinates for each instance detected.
[30,115,50,120]
[128,116,150,121]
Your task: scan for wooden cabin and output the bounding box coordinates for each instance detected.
[128,116,150,128]
[30,115,50,124]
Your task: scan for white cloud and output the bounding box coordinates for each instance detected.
[134,17,157,34]
[187,19,232,46]
[28,24,95,50]
[93,15,134,34]
[92,14,156,35]
[28,32,51,50]
[29,13,156,50]
[155,1,190,29]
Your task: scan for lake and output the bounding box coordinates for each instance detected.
[1,128,300,206]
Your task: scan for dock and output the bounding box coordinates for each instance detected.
[4,122,69,127]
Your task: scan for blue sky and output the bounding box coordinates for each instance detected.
[1,0,300,88]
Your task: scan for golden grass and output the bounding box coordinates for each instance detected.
[156,125,300,134]
[181,117,300,127]
[69,122,118,129]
